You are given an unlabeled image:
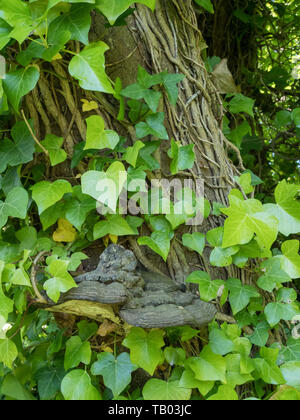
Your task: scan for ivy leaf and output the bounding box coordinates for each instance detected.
[94,215,135,239]
[0,0,34,44]
[69,42,114,94]
[32,180,72,214]
[159,72,185,105]
[182,232,205,256]
[3,66,40,112]
[0,121,35,173]
[168,139,195,175]
[280,362,300,391]
[49,4,92,45]
[279,338,300,364]
[221,193,278,250]
[123,327,165,375]
[0,338,18,368]
[186,271,224,302]
[0,187,28,228]
[207,226,239,266]
[44,259,77,303]
[143,379,191,400]
[85,115,120,151]
[249,321,270,347]
[257,258,290,292]
[64,336,91,370]
[61,370,101,401]
[136,112,169,140]
[65,198,95,231]
[123,141,145,167]
[209,327,234,356]
[254,347,286,385]
[91,352,136,397]
[208,385,238,400]
[227,278,260,315]
[228,93,255,117]
[35,362,66,401]
[138,230,172,261]
[264,181,300,236]
[194,0,214,14]
[265,302,299,328]
[81,162,127,213]
[277,240,300,279]
[40,134,67,166]
[179,368,214,396]
[186,345,226,382]
[95,0,155,25]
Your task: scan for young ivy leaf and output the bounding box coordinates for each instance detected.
[264,180,300,236]
[257,258,290,292]
[138,230,172,262]
[85,115,120,150]
[123,327,165,375]
[64,336,91,371]
[94,215,135,239]
[40,134,67,166]
[69,42,114,94]
[182,232,205,256]
[43,259,77,303]
[168,139,195,175]
[32,180,72,214]
[91,352,137,397]
[276,240,300,279]
[123,141,145,167]
[61,370,101,401]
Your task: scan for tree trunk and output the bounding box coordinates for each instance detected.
[26,0,251,308]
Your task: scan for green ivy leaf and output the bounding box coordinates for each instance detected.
[65,197,95,231]
[91,352,137,397]
[136,112,168,140]
[81,162,127,213]
[264,181,300,236]
[35,362,66,401]
[85,115,120,150]
[69,42,114,94]
[95,0,155,25]
[49,4,92,45]
[143,379,191,400]
[32,180,72,214]
[254,347,286,385]
[168,139,195,175]
[227,278,260,315]
[228,93,255,117]
[222,193,278,250]
[0,338,18,368]
[277,240,300,279]
[257,258,290,292]
[44,259,77,303]
[138,230,172,261]
[186,345,226,382]
[0,187,28,228]
[94,214,135,239]
[208,385,238,400]
[265,301,299,328]
[249,321,269,347]
[186,271,224,302]
[182,232,205,256]
[0,0,34,44]
[194,0,214,14]
[0,121,35,173]
[61,370,101,400]
[123,327,165,375]
[40,134,67,166]
[64,336,91,370]
[280,362,300,391]
[3,66,40,112]
[123,141,145,167]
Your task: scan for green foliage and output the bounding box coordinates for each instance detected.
[0,0,299,402]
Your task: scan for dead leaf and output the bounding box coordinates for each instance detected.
[53,218,77,243]
[81,99,98,112]
[109,234,118,244]
[97,319,117,337]
[212,58,240,94]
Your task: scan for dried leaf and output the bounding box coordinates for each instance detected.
[53,218,77,243]
[212,59,239,94]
